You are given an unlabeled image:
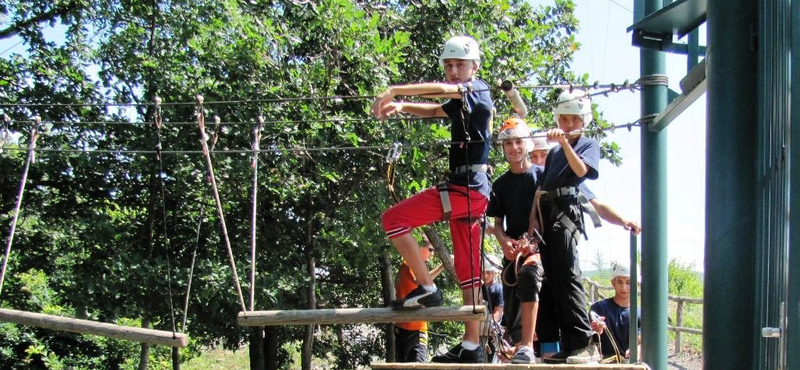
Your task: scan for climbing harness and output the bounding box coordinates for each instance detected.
[384,142,403,205]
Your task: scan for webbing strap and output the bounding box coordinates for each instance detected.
[453,164,489,175]
[437,182,452,221]
[578,192,602,228]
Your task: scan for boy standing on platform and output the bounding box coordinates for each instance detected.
[371,35,493,363]
[530,90,601,364]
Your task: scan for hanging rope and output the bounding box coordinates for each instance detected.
[0,116,42,297]
[249,115,263,311]
[194,95,248,314]
[152,97,179,336]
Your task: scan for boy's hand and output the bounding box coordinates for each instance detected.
[590,314,606,334]
[371,89,395,119]
[546,128,569,146]
[498,235,517,261]
[624,220,642,236]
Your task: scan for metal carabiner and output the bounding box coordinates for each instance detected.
[385,142,403,164]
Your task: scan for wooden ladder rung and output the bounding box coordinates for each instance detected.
[0,308,188,347]
[237,305,486,326]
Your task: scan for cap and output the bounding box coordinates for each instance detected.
[612,262,631,278]
[482,255,500,272]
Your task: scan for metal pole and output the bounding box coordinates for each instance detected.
[788,0,800,367]
[705,0,758,369]
[638,0,668,368]
[629,232,639,363]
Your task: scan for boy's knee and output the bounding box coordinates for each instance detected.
[516,264,543,301]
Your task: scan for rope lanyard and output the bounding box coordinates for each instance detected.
[152,98,178,336]
[0,118,41,297]
[194,95,248,314]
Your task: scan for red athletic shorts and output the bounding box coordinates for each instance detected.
[382,184,488,289]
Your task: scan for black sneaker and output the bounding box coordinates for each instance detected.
[392,285,443,308]
[542,349,569,364]
[431,343,484,363]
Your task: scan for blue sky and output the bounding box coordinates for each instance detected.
[535,0,707,271]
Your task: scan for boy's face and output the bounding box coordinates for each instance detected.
[558,114,585,133]
[442,59,478,83]
[502,138,528,164]
[530,149,548,166]
[612,276,631,299]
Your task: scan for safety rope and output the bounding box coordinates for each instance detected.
[194,95,248,314]
[0,117,41,297]
[151,97,179,336]
[249,116,263,311]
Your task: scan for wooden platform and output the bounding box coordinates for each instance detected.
[237,305,486,326]
[0,308,188,347]
[370,363,649,369]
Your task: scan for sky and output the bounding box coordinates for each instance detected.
[533,0,707,272]
[0,1,707,272]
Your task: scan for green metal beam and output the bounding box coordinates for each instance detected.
[638,0,668,368]
[786,0,800,368]
[704,1,758,369]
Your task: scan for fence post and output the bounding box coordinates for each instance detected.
[675,300,684,354]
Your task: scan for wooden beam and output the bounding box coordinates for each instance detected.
[0,308,188,347]
[371,363,651,369]
[238,306,486,327]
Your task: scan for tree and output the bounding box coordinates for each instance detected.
[0,0,619,368]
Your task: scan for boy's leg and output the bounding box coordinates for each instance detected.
[543,225,598,364]
[511,260,542,364]
[383,188,447,307]
[431,186,487,363]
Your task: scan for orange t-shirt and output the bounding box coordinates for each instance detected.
[394,262,427,332]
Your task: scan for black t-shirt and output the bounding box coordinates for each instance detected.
[486,165,542,239]
[442,78,493,197]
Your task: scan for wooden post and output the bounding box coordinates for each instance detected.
[0,308,188,347]
[238,306,486,327]
[675,299,684,354]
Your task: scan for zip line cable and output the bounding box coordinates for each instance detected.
[0,118,42,297]
[0,119,644,157]
[0,78,641,110]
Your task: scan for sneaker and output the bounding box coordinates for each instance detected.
[431,343,484,363]
[392,285,443,308]
[542,349,569,364]
[566,341,601,364]
[510,345,535,364]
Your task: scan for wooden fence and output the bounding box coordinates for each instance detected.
[583,278,703,354]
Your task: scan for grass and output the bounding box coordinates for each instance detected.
[182,348,250,370]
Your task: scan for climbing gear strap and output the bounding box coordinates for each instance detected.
[538,187,584,241]
[453,164,489,175]
[578,192,602,228]
[437,181,452,221]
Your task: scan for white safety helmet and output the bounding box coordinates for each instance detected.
[532,137,549,152]
[482,255,500,273]
[439,35,481,67]
[612,262,631,278]
[553,89,593,126]
[497,117,534,153]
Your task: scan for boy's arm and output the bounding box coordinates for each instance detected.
[429,263,446,280]
[527,186,541,237]
[372,82,462,119]
[591,198,642,236]
[491,217,517,261]
[548,129,589,177]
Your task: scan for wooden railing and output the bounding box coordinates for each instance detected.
[583,278,703,354]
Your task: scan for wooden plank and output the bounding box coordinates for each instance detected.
[371,363,650,369]
[238,306,486,327]
[0,308,188,347]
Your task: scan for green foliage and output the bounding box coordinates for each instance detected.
[0,0,626,368]
[668,258,703,298]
